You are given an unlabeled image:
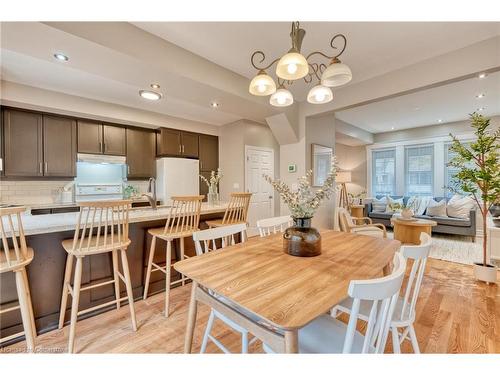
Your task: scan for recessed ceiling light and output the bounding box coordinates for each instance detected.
[476,93,485,99]
[414,107,421,111]
[210,101,219,108]
[391,126,395,130]
[478,73,487,79]
[438,119,443,123]
[477,107,485,112]
[53,53,69,62]
[150,83,161,89]
[139,90,162,101]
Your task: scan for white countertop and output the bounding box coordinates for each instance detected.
[4,203,228,236]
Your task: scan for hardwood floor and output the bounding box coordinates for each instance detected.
[2,258,499,354]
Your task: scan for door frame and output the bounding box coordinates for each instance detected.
[244,145,276,220]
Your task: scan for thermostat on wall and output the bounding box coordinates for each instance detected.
[288,164,297,173]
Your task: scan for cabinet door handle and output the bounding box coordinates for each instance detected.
[200,160,203,170]
[182,144,185,153]
[0,158,3,172]
[44,162,48,174]
[179,144,182,153]
[103,142,106,153]
[99,141,103,153]
[39,162,43,174]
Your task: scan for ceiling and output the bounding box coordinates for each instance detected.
[335,70,500,133]
[133,22,500,101]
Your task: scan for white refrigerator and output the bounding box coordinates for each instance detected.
[156,158,200,204]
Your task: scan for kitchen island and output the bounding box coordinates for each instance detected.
[0,203,228,344]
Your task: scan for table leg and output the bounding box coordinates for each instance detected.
[184,281,199,353]
[284,330,298,353]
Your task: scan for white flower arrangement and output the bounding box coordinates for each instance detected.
[200,168,223,191]
[263,157,338,219]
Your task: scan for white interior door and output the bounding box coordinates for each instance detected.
[245,146,274,234]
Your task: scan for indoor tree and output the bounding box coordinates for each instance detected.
[448,113,500,267]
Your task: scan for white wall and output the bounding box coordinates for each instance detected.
[335,143,367,196]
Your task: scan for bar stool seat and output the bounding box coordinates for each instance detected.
[143,195,204,317]
[0,247,34,273]
[61,237,131,255]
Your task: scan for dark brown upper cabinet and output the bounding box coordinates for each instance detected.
[43,115,77,177]
[78,121,126,156]
[78,120,102,154]
[0,111,4,176]
[199,134,218,172]
[3,109,43,177]
[126,127,156,179]
[181,132,199,158]
[156,128,199,158]
[103,125,126,156]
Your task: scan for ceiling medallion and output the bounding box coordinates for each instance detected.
[249,21,352,106]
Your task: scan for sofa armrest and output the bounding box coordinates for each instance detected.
[469,209,476,229]
[365,202,373,215]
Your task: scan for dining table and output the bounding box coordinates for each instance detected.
[174,230,401,353]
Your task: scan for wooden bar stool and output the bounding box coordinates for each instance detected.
[206,192,252,228]
[143,195,203,317]
[0,206,37,352]
[58,200,137,353]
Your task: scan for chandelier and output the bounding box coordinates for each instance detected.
[248,21,352,107]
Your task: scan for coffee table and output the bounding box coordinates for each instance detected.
[390,217,437,245]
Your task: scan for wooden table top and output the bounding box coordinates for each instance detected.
[390,217,438,227]
[174,230,401,330]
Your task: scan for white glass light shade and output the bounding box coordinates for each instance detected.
[269,88,294,107]
[307,84,333,104]
[335,171,352,183]
[321,61,352,87]
[249,72,276,96]
[276,52,309,80]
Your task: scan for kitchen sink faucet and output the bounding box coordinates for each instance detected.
[143,177,157,209]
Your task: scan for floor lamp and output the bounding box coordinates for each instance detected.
[336,171,352,208]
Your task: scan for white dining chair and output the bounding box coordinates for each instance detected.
[263,252,407,353]
[256,216,292,237]
[331,232,432,353]
[193,223,257,353]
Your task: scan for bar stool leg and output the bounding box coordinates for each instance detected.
[165,239,172,317]
[21,267,37,338]
[68,257,83,354]
[143,235,156,300]
[15,269,35,352]
[120,248,137,331]
[58,254,74,329]
[180,237,186,286]
[112,250,121,309]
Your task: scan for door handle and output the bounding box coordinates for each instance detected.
[44,162,48,174]
[182,144,185,153]
[179,144,182,153]
[39,162,43,174]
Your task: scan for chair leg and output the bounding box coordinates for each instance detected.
[165,240,172,317]
[21,268,37,338]
[15,270,35,352]
[112,250,121,309]
[68,257,83,354]
[120,249,137,332]
[143,235,156,300]
[58,254,74,329]
[180,237,186,286]
[200,310,215,353]
[391,327,401,354]
[408,325,420,354]
[241,331,249,354]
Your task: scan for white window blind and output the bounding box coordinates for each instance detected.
[372,149,396,195]
[405,145,434,196]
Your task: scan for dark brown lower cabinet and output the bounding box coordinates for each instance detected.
[43,115,77,177]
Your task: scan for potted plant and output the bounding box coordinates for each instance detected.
[448,113,500,283]
[389,202,416,220]
[200,168,223,205]
[263,157,338,257]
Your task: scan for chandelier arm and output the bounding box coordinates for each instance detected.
[250,51,281,71]
[330,34,347,59]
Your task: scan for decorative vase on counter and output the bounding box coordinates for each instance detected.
[207,183,220,206]
[283,218,321,257]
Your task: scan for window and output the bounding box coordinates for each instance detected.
[372,149,396,195]
[405,145,434,196]
[444,142,473,197]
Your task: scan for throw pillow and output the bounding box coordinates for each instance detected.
[372,196,387,212]
[385,197,404,213]
[447,194,475,219]
[425,199,447,217]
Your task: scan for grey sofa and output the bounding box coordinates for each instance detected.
[365,196,476,241]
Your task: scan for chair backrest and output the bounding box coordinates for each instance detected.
[256,215,292,237]
[221,193,252,225]
[0,206,29,270]
[398,232,432,322]
[192,223,247,256]
[162,196,204,235]
[338,207,354,232]
[71,200,132,253]
[343,252,406,353]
